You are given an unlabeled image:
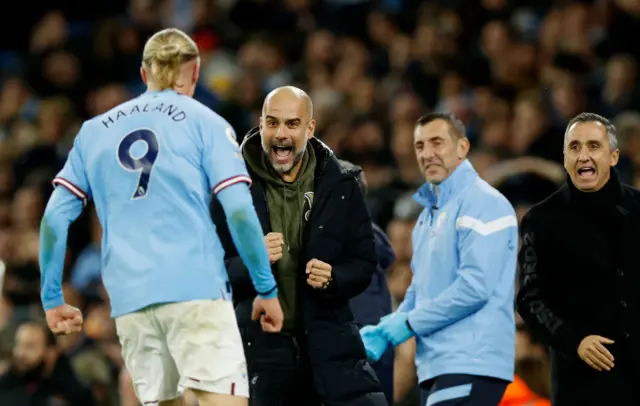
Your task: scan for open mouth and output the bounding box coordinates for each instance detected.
[577,167,596,179]
[272,145,293,163]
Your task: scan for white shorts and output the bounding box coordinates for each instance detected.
[115,299,249,404]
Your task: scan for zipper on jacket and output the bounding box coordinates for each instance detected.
[292,336,300,365]
[430,185,440,227]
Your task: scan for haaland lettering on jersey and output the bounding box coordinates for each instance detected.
[100,99,188,129]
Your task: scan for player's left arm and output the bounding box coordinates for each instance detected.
[201,121,277,297]
[210,196,256,298]
[407,198,518,337]
[40,131,92,311]
[317,178,376,302]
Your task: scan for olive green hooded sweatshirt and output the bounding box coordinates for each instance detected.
[243,137,316,332]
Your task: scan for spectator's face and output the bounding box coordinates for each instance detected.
[391,122,415,161]
[0,78,27,122]
[260,92,315,174]
[38,100,68,143]
[87,85,130,116]
[473,87,493,118]
[234,73,260,107]
[481,21,509,57]
[439,72,463,99]
[12,324,47,373]
[512,101,545,151]
[11,187,43,231]
[413,24,438,59]
[564,121,619,192]
[481,120,509,149]
[388,219,414,261]
[552,83,581,120]
[390,92,421,123]
[306,31,335,64]
[43,51,79,90]
[13,230,39,263]
[414,120,469,184]
[345,121,383,154]
[351,77,375,113]
[606,57,636,92]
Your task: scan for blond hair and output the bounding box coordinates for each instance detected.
[142,28,199,90]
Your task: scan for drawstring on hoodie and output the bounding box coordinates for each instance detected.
[281,182,306,252]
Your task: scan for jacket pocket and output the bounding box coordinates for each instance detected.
[239,320,261,372]
[236,300,260,367]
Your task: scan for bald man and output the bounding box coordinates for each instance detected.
[211,86,388,406]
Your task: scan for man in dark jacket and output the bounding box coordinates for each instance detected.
[517,112,640,406]
[211,86,387,406]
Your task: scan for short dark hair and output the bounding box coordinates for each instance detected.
[416,112,467,139]
[565,112,618,150]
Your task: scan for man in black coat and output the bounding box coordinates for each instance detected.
[517,112,640,405]
[211,86,387,406]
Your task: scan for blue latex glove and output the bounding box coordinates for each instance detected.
[360,325,389,362]
[379,313,393,323]
[379,311,414,346]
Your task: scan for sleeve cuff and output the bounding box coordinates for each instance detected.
[42,295,65,311]
[213,175,252,195]
[257,285,278,300]
[554,323,586,359]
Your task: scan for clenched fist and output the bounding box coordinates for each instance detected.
[264,232,284,263]
[306,259,332,289]
[578,335,615,371]
[46,304,83,335]
[252,296,284,333]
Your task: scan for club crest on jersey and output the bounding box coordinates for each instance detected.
[226,127,239,148]
[304,191,314,222]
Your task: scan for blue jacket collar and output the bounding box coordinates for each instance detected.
[413,159,478,208]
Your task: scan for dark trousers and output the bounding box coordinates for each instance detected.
[246,330,321,406]
[419,374,509,406]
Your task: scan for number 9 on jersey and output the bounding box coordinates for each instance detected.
[117,129,159,199]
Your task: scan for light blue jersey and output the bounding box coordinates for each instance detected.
[40,89,277,317]
[398,160,517,383]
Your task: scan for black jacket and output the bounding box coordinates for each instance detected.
[516,171,640,405]
[211,131,386,406]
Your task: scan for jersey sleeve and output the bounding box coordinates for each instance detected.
[202,123,252,195]
[53,124,92,206]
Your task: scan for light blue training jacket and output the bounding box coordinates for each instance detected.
[398,159,518,383]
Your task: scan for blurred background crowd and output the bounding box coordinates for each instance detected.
[1,0,640,404]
